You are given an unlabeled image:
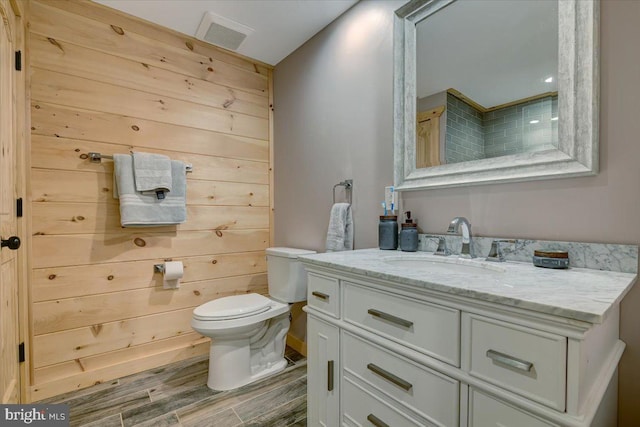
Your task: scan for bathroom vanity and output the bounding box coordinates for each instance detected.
[301,248,636,427]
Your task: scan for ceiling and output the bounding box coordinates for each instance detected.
[95,0,359,66]
[416,0,558,107]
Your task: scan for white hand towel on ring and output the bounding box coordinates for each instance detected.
[325,203,353,252]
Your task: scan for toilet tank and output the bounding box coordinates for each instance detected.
[266,247,316,303]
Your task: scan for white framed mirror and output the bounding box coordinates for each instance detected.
[393,0,599,190]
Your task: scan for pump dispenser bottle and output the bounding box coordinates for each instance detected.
[399,211,418,252]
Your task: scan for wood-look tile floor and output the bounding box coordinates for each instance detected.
[39,347,307,427]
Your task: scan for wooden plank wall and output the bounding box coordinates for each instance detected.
[27,0,273,401]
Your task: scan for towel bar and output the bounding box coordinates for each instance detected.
[333,179,352,204]
[87,152,193,173]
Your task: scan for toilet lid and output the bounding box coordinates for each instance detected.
[193,293,272,321]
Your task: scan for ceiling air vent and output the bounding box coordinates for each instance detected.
[195,12,254,51]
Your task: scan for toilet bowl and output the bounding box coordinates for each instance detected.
[191,293,291,390]
[191,247,315,391]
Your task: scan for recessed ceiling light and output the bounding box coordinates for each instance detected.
[530,120,540,124]
[551,117,558,121]
[545,77,554,83]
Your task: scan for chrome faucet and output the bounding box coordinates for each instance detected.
[424,235,450,256]
[447,217,475,258]
[485,239,517,262]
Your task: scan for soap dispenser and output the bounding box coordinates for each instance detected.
[399,211,418,252]
[378,215,398,250]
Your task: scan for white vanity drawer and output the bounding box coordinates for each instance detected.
[469,388,559,427]
[344,282,460,366]
[342,377,434,427]
[343,331,459,427]
[464,313,566,411]
[307,273,339,318]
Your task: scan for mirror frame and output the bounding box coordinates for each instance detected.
[393,0,599,190]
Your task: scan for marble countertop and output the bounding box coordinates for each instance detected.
[299,248,637,324]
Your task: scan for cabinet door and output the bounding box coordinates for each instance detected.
[307,316,340,427]
[469,388,558,427]
[343,331,459,426]
[464,313,566,411]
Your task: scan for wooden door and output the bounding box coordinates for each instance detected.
[416,106,445,168]
[0,0,21,404]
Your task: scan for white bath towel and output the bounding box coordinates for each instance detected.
[113,154,187,227]
[132,152,172,196]
[325,203,353,252]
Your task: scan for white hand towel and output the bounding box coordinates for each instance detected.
[132,152,172,195]
[325,203,353,252]
[113,154,187,227]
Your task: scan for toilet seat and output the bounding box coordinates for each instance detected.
[193,293,273,321]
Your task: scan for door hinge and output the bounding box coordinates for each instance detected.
[15,50,21,71]
[16,198,22,217]
[18,342,25,363]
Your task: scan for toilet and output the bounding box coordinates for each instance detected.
[191,247,315,391]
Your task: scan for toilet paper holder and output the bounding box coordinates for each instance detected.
[154,260,184,290]
[154,259,174,274]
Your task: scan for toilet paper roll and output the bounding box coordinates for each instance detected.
[163,261,184,289]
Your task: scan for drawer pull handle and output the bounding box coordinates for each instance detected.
[367,414,389,427]
[367,363,413,391]
[327,360,334,391]
[486,349,533,372]
[312,291,329,300]
[367,309,413,328]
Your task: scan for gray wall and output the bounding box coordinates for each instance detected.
[273,0,640,424]
[274,0,405,251]
[484,95,558,158]
[446,93,484,162]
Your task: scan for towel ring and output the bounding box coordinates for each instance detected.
[333,179,353,204]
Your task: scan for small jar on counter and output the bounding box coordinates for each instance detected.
[378,215,398,250]
[399,211,418,252]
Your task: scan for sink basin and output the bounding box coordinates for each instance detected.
[383,256,506,275]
